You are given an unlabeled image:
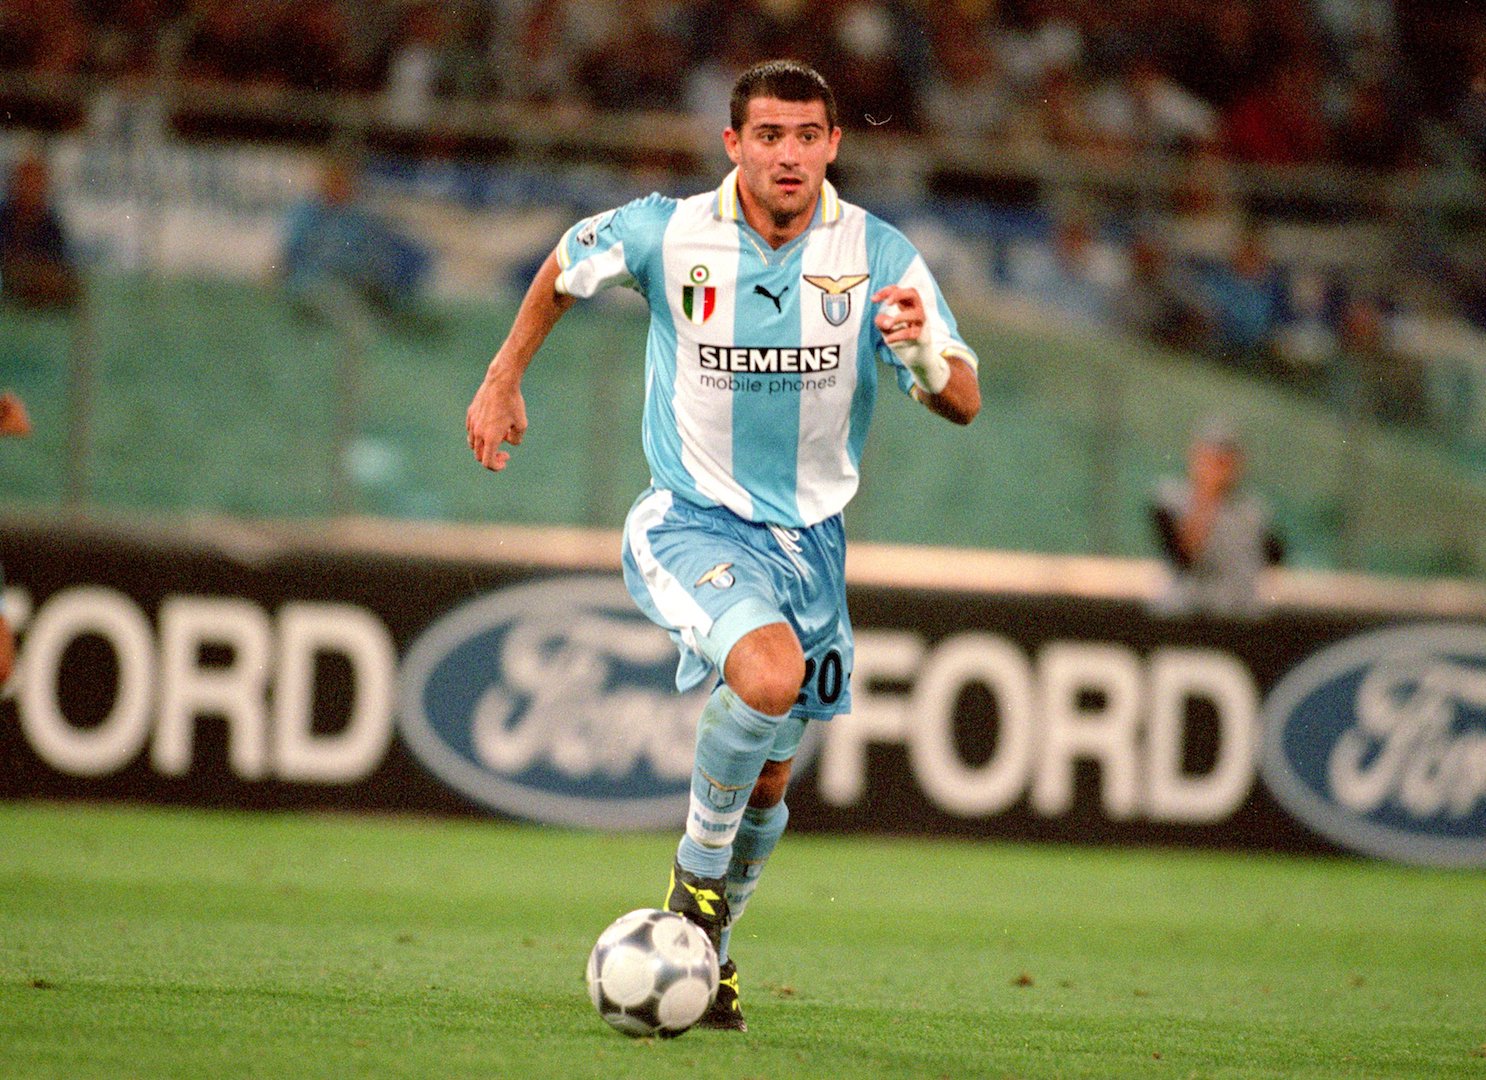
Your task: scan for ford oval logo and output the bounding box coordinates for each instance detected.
[1261,623,1486,866]
[397,576,710,828]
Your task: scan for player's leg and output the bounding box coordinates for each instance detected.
[718,744,796,964]
[669,627,802,1033]
[717,507,852,948]
[701,511,853,1027]
[668,620,802,910]
[621,491,819,1032]
[693,747,794,1031]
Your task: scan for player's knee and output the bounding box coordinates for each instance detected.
[741,668,803,718]
[725,625,805,717]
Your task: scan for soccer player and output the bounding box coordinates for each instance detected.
[467,59,980,1031]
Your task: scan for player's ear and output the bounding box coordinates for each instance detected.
[723,127,742,165]
[826,126,841,164]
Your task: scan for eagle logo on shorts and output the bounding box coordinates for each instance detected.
[803,274,870,326]
[695,562,735,589]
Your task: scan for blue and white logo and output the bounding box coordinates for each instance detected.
[397,576,709,828]
[1261,623,1486,866]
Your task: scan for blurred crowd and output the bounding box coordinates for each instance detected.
[996,202,1476,439]
[1,0,1484,167]
[4,0,1486,443]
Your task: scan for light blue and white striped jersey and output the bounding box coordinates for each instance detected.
[554,168,977,528]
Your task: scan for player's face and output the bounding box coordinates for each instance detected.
[1191,442,1242,496]
[723,96,840,244]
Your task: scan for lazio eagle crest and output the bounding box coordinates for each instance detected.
[803,274,870,327]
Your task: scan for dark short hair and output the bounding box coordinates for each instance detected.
[729,59,838,132]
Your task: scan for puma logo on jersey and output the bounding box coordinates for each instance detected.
[754,283,788,312]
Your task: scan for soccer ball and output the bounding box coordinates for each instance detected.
[586,908,719,1038]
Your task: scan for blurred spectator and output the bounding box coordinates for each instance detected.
[682,22,758,166]
[1085,51,1217,156]
[1005,207,1118,326]
[509,0,623,106]
[381,3,449,126]
[1330,294,1431,429]
[275,0,355,94]
[1027,63,1100,153]
[0,150,82,311]
[1165,2,1265,111]
[0,0,89,74]
[281,155,435,332]
[1453,28,1486,170]
[922,16,1015,143]
[805,0,922,133]
[1223,53,1332,165]
[1150,417,1283,620]
[0,390,30,688]
[86,0,184,74]
[1335,74,1419,170]
[1110,229,1211,352]
[1271,269,1337,394]
[85,28,169,146]
[1167,138,1244,263]
[1203,224,1285,373]
[180,1,283,88]
[380,1,497,126]
[574,2,687,114]
[1387,276,1484,441]
[1312,0,1397,59]
[998,0,1084,95]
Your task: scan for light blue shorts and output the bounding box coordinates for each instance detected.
[621,488,853,740]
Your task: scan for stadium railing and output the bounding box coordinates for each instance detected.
[5,272,1486,580]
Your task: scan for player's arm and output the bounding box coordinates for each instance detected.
[912,355,979,425]
[872,286,980,426]
[466,250,577,472]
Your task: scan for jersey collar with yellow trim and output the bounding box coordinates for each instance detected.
[713,167,841,226]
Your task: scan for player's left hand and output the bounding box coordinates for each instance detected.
[872,286,925,345]
[466,370,527,473]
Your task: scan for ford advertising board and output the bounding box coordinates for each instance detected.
[4,516,1485,865]
[397,576,708,829]
[1261,623,1486,866]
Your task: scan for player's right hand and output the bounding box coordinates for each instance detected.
[466,372,527,472]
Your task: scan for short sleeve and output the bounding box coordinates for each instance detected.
[554,194,675,299]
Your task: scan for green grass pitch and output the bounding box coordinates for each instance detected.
[1,802,1483,1079]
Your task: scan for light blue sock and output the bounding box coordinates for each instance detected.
[718,800,789,963]
[675,685,785,881]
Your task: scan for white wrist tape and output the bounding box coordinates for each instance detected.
[882,305,951,395]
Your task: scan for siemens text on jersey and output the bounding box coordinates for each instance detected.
[698,345,841,373]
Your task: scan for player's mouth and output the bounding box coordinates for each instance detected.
[775,175,805,195]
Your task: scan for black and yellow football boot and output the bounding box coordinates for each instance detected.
[665,862,747,1031]
[664,861,728,952]
[699,957,746,1032]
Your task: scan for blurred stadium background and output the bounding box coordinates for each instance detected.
[4,3,1486,1075]
[2,0,1485,575]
